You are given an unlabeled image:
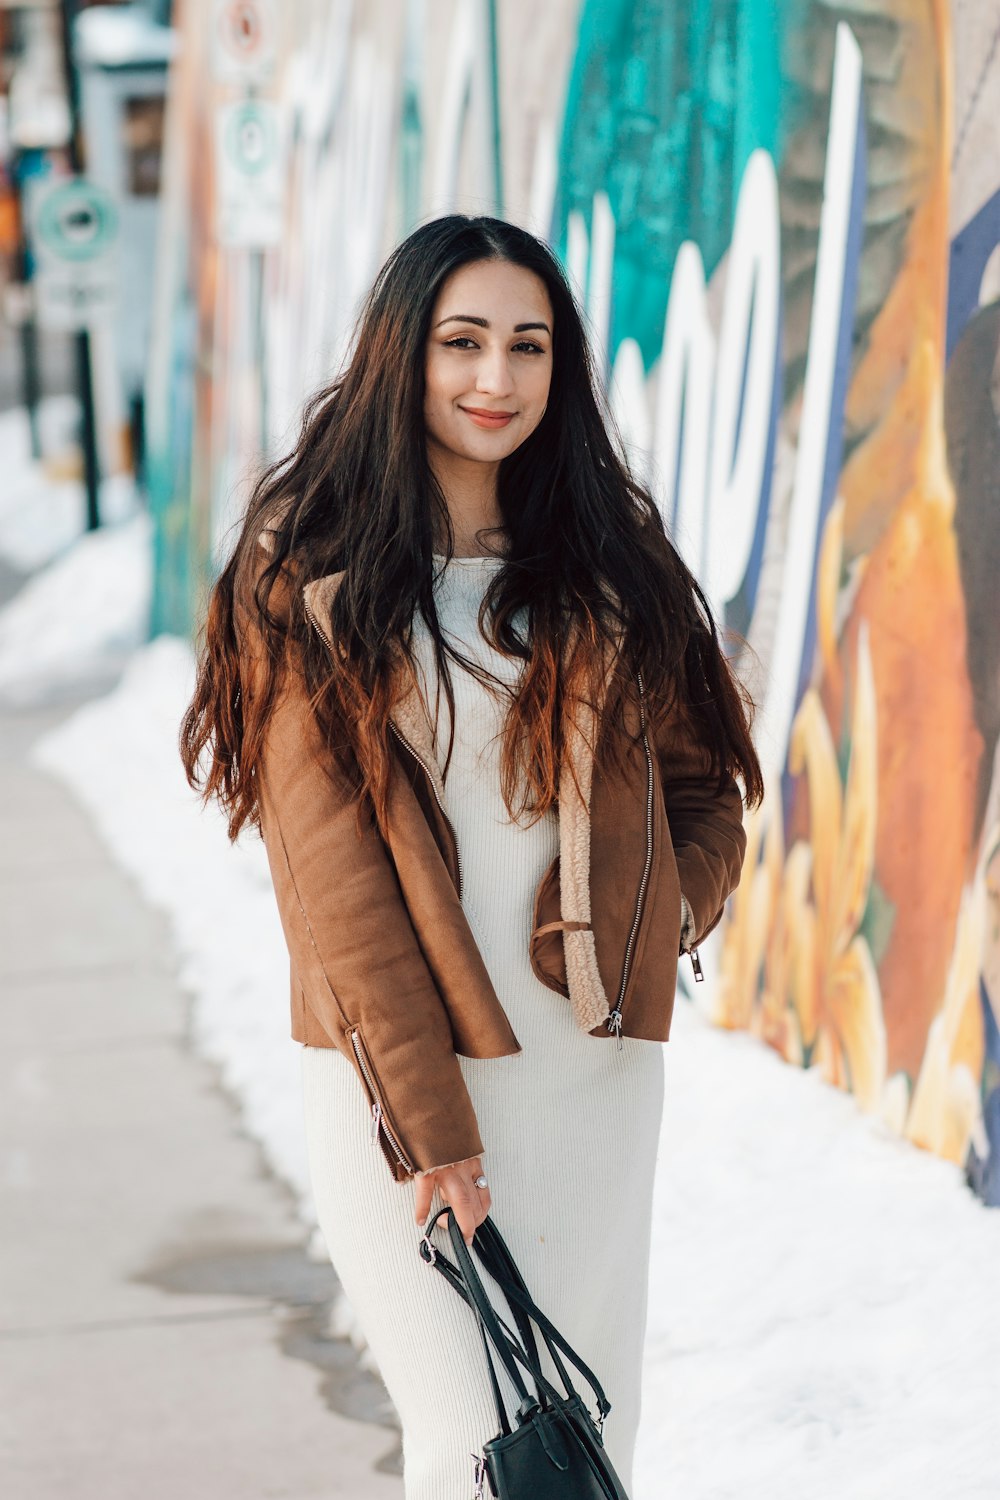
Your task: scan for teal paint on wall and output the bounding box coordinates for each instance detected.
[148,295,197,638]
[553,0,796,371]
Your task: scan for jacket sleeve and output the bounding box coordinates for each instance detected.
[653,696,748,950]
[240,589,485,1181]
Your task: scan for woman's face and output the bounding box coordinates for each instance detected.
[423,258,554,466]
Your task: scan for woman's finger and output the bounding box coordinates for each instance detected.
[453,1191,477,1246]
[442,1174,479,1246]
[413,1172,434,1226]
[421,1162,492,1245]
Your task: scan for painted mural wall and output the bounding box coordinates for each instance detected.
[147,0,1000,1203]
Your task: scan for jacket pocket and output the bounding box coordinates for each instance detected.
[346,1025,414,1177]
[528,855,569,996]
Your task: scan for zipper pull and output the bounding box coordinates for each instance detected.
[689,947,704,982]
[370,1098,382,1142]
[606,1008,624,1051]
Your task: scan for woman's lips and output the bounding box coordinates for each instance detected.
[460,406,516,428]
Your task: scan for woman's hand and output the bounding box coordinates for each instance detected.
[414,1156,492,1247]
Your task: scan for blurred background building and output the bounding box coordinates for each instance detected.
[2,0,998,1212]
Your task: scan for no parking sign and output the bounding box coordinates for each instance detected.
[212,0,279,83]
[27,176,120,330]
[214,98,286,247]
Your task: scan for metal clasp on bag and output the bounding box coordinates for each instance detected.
[471,1450,488,1498]
[419,1210,446,1268]
[596,1393,611,1437]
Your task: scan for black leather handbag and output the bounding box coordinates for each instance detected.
[418,1205,632,1499]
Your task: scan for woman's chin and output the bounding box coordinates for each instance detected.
[445,434,520,464]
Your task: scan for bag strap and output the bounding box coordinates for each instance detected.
[472,1215,612,1423]
[445,1216,616,1453]
[462,1218,548,1378]
[475,1307,517,1436]
[418,1207,526,1366]
[420,1206,543,1433]
[444,1216,604,1477]
[419,1208,612,1426]
[472,1217,587,1408]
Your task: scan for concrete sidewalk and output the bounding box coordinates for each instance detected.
[0,689,403,1499]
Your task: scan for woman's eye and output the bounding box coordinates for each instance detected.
[443,336,545,354]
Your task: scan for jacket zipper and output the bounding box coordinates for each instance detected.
[605,670,656,1050]
[677,890,704,980]
[604,670,704,1044]
[349,1026,413,1173]
[303,590,332,649]
[388,719,464,898]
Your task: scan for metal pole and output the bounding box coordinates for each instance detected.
[57,0,100,531]
[11,161,42,459]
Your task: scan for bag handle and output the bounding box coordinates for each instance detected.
[418,1206,525,1367]
[458,1217,548,1380]
[443,1214,600,1474]
[420,1207,612,1426]
[471,1217,595,1412]
[420,1206,544,1434]
[470,1214,612,1423]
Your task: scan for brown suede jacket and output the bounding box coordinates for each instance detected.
[243,528,747,1183]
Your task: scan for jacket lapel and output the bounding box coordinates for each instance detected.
[558,680,613,1033]
[300,571,449,811]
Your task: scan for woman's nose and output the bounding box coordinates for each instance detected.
[475,349,515,396]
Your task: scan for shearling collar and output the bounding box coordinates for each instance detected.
[258,525,615,1035]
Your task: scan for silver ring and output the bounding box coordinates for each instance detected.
[473,1173,488,1190]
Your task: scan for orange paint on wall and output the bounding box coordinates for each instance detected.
[829,473,983,1081]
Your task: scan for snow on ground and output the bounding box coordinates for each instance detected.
[0,398,137,572]
[9,518,1000,1499]
[0,510,151,703]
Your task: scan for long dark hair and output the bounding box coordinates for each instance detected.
[180,213,764,841]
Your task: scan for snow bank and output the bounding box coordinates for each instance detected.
[0,398,137,572]
[0,511,151,703]
[641,1018,999,1497]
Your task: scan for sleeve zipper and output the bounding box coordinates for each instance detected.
[349,1026,413,1174]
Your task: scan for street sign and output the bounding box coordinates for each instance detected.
[211,0,279,84]
[214,98,286,247]
[27,175,119,330]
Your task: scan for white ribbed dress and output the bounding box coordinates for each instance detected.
[301,553,665,1498]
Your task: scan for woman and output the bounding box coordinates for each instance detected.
[181,213,763,1497]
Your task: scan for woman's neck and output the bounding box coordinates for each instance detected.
[428,444,505,557]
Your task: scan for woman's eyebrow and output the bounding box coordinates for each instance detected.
[434,314,551,334]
